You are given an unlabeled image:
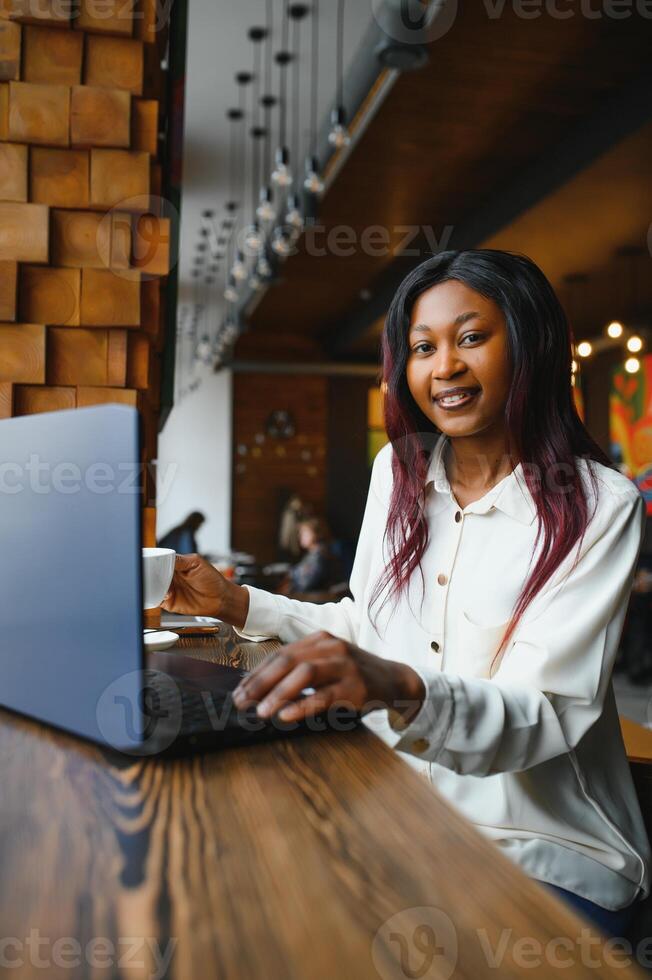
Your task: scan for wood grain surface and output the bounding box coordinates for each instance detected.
[0,629,645,979]
[0,140,27,201]
[0,257,17,317]
[22,24,83,86]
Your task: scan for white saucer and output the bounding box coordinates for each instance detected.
[143,630,180,652]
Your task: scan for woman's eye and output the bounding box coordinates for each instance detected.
[412,342,433,354]
[460,332,483,345]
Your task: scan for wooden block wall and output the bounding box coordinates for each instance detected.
[0,0,171,522]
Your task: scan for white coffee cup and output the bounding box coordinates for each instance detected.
[142,548,176,609]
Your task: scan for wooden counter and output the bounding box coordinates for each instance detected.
[0,628,645,979]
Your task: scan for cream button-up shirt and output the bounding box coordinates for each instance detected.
[239,433,650,910]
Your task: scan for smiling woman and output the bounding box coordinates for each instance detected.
[405,280,513,498]
[163,249,649,937]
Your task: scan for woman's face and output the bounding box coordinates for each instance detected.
[299,524,316,550]
[405,279,512,439]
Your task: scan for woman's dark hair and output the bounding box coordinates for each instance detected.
[372,248,615,670]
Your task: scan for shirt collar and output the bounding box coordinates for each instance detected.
[425,432,537,526]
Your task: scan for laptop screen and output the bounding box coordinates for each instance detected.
[0,405,144,750]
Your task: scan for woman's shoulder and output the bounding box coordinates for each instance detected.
[577,455,642,519]
[369,441,395,497]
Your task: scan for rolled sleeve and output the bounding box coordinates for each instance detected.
[389,667,456,759]
[233,585,283,642]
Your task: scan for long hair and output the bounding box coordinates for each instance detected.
[371,249,615,670]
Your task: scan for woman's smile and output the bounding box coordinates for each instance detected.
[432,386,481,410]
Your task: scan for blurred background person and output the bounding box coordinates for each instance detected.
[281,517,341,595]
[158,511,206,555]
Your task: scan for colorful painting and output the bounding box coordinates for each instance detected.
[610,355,652,514]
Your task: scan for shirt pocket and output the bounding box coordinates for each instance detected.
[450,610,510,679]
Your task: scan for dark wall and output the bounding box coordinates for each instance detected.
[326,377,372,547]
[583,349,622,456]
[232,373,328,563]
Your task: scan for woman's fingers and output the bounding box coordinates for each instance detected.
[235,656,342,715]
[276,684,347,722]
[234,633,337,699]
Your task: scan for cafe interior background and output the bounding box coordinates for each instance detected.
[1,2,652,709]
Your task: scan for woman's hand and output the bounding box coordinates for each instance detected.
[161,554,250,629]
[232,630,425,724]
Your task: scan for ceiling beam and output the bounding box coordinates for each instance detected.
[324,69,652,356]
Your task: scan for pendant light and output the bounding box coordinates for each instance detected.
[224,274,238,303]
[271,225,294,258]
[257,0,278,223]
[230,72,251,284]
[195,333,212,365]
[284,3,309,234]
[225,105,241,230]
[328,0,350,149]
[256,254,273,278]
[304,0,324,194]
[272,2,293,187]
[244,27,267,257]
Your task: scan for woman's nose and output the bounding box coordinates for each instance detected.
[432,348,466,379]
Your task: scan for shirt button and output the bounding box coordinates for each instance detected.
[412,737,430,754]
[431,640,440,652]
[455,510,462,523]
[437,573,448,586]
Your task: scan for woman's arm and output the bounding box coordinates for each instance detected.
[235,464,385,644]
[162,444,391,645]
[232,482,646,776]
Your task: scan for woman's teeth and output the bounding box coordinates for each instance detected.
[434,389,479,409]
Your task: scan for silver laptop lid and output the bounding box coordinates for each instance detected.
[0,405,144,750]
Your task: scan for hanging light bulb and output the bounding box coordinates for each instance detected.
[256,185,276,222]
[243,220,264,255]
[224,323,239,344]
[249,271,262,290]
[272,39,293,186]
[256,254,273,279]
[271,226,294,258]
[305,2,323,195]
[329,2,350,149]
[304,155,324,194]
[224,275,239,303]
[328,105,351,149]
[271,145,293,187]
[285,193,303,232]
[195,334,212,364]
[627,335,643,353]
[625,357,641,374]
[606,320,623,339]
[577,341,592,358]
[231,249,248,281]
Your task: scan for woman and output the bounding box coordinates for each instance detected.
[282,517,335,594]
[163,250,649,936]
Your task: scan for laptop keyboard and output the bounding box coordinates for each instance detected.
[142,668,243,736]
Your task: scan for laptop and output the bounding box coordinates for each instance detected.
[0,405,358,757]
